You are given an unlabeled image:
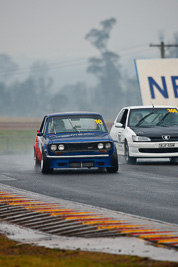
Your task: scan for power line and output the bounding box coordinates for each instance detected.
[150,41,178,58]
[0,42,171,77]
[120,48,157,58]
[0,44,151,76]
[0,58,88,76]
[118,44,148,53]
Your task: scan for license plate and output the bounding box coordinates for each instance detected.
[159,143,175,148]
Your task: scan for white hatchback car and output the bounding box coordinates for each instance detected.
[110,106,178,164]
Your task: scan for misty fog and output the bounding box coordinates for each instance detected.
[0,18,177,121]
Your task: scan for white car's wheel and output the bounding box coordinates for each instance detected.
[125,141,136,164]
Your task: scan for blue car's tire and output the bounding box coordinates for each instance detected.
[34,149,40,170]
[41,151,53,174]
[106,149,119,173]
[170,157,178,164]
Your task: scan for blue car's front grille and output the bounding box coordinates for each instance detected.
[51,142,112,152]
[64,142,98,151]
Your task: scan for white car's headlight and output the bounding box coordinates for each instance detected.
[58,144,65,151]
[51,144,57,151]
[132,135,151,142]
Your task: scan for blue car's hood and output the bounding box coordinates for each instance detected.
[47,132,112,143]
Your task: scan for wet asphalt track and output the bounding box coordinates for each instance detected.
[0,153,178,225]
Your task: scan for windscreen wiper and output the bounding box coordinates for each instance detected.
[52,118,56,134]
[135,112,154,127]
[68,118,80,132]
[156,113,170,126]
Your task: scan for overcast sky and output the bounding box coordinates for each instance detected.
[0,0,178,86]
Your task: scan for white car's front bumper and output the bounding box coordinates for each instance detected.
[128,141,178,158]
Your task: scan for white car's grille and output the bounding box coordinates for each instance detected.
[139,148,178,153]
[150,136,178,142]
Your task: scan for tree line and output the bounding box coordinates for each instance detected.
[1,18,177,120]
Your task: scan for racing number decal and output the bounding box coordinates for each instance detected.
[37,136,43,153]
[94,119,103,124]
[167,108,178,113]
[118,134,121,142]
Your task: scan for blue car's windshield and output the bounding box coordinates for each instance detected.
[128,108,178,127]
[46,115,107,134]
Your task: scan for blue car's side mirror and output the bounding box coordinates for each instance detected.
[37,132,43,137]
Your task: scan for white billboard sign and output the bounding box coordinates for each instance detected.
[135,59,178,107]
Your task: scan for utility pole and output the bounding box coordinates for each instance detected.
[150,42,178,58]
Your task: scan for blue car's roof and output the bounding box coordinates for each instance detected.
[47,112,103,118]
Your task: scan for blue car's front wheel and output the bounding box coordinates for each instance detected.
[106,149,119,173]
[41,151,53,174]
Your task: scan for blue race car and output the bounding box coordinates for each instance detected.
[34,112,118,174]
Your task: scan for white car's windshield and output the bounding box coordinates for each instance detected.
[46,115,107,134]
[128,108,178,127]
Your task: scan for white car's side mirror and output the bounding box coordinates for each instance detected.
[115,122,123,128]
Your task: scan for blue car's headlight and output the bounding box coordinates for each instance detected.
[105,143,112,149]
[58,144,65,151]
[98,142,112,150]
[98,143,104,149]
[132,135,151,142]
[50,144,57,151]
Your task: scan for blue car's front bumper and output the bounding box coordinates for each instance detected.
[46,154,112,169]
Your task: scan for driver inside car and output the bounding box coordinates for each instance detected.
[130,113,142,126]
[48,118,66,133]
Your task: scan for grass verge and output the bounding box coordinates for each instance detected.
[0,121,112,155]
[0,233,177,267]
[0,130,36,154]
